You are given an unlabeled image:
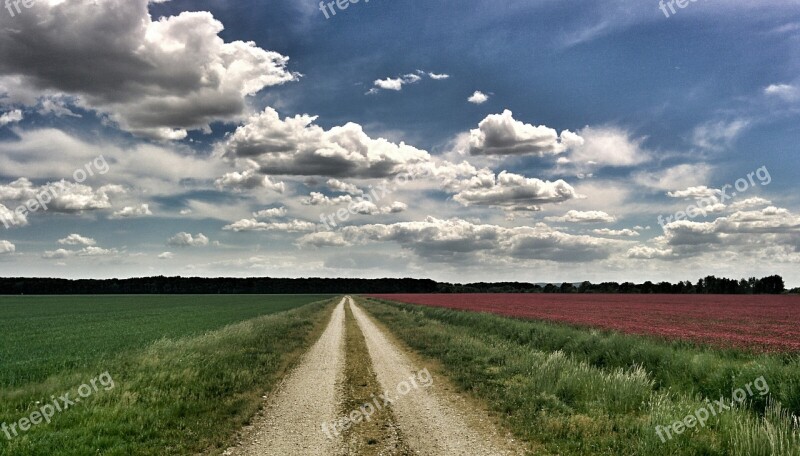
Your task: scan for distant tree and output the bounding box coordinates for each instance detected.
[543,284,559,293]
[754,275,785,294]
[598,282,620,293]
[560,282,576,293]
[738,279,752,294]
[696,278,706,293]
[578,281,593,293]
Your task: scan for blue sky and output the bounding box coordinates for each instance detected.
[0,0,798,284]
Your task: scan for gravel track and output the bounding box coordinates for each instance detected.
[228,297,346,456]
[226,296,523,455]
[348,297,523,456]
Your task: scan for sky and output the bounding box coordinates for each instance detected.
[0,0,799,285]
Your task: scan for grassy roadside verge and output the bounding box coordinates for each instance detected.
[361,297,800,455]
[364,297,800,414]
[0,296,338,455]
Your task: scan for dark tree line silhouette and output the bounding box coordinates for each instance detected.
[544,275,786,295]
[0,275,790,295]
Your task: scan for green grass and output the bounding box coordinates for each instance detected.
[0,295,337,455]
[0,295,332,387]
[361,297,800,456]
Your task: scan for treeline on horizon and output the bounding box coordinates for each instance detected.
[0,275,794,295]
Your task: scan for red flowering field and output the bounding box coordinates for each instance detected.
[367,294,800,352]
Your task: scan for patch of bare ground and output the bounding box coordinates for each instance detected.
[226,297,347,456]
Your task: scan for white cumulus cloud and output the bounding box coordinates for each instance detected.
[58,233,96,246]
[167,232,210,247]
[112,204,153,219]
[467,91,489,104]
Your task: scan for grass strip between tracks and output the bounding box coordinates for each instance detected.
[337,301,410,454]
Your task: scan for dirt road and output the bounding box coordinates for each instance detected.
[228,297,346,456]
[227,296,523,455]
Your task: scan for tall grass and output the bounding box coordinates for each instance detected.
[362,297,800,455]
[730,400,800,455]
[364,298,800,415]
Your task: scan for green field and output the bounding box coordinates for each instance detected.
[0,295,332,387]
[362,296,800,456]
[0,295,336,455]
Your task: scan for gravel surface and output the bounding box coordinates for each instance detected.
[228,297,346,456]
[348,297,523,456]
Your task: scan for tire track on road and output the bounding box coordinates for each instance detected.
[348,297,523,456]
[228,297,347,456]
